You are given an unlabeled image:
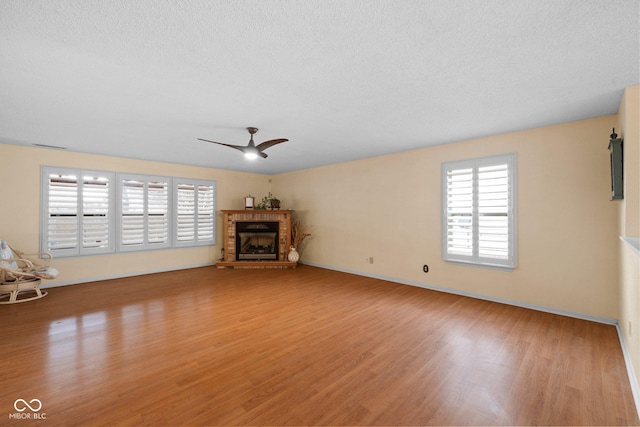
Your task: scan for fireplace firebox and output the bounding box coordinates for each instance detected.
[236,222,279,261]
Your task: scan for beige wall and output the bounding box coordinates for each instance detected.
[0,143,271,285]
[1,88,635,323]
[273,114,620,319]
[619,85,640,238]
[617,85,640,389]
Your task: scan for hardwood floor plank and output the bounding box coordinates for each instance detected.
[0,265,637,426]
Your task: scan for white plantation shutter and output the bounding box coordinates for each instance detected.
[118,175,170,251]
[121,178,145,247]
[176,183,195,242]
[477,164,510,260]
[82,175,111,250]
[197,184,215,241]
[42,167,114,256]
[442,154,516,269]
[148,181,169,244]
[46,172,79,252]
[445,167,473,257]
[175,180,216,246]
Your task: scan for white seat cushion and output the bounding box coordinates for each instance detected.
[0,240,18,270]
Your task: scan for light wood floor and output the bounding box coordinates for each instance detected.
[1,265,637,426]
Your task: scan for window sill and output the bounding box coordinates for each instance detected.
[620,237,640,257]
[445,259,515,272]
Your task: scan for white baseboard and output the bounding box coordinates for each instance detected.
[616,323,640,418]
[39,262,216,289]
[302,261,617,324]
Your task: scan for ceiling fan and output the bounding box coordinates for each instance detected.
[198,127,288,160]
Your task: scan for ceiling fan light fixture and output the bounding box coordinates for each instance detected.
[244,150,259,160]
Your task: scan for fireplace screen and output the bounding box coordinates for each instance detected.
[236,222,279,260]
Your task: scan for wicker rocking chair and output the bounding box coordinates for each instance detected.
[0,239,58,304]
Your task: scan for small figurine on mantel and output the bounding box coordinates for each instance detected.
[244,195,255,210]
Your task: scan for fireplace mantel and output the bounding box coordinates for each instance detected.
[217,210,297,268]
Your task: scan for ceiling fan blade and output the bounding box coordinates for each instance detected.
[197,138,246,153]
[260,151,268,159]
[256,138,288,151]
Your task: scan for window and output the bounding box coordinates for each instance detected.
[41,167,216,257]
[175,179,216,246]
[41,167,114,257]
[118,174,171,252]
[442,154,516,269]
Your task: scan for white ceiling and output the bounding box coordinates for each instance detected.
[1,0,638,175]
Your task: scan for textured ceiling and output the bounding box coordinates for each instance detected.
[1,0,638,174]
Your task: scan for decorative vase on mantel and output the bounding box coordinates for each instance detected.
[287,246,300,263]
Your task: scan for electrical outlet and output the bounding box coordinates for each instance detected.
[365,257,374,264]
[423,264,429,273]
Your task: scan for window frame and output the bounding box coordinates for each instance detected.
[441,153,517,270]
[174,178,217,248]
[41,166,216,257]
[117,173,173,253]
[40,166,116,257]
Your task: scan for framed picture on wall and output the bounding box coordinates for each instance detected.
[609,129,623,200]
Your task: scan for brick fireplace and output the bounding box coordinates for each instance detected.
[217,210,296,268]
